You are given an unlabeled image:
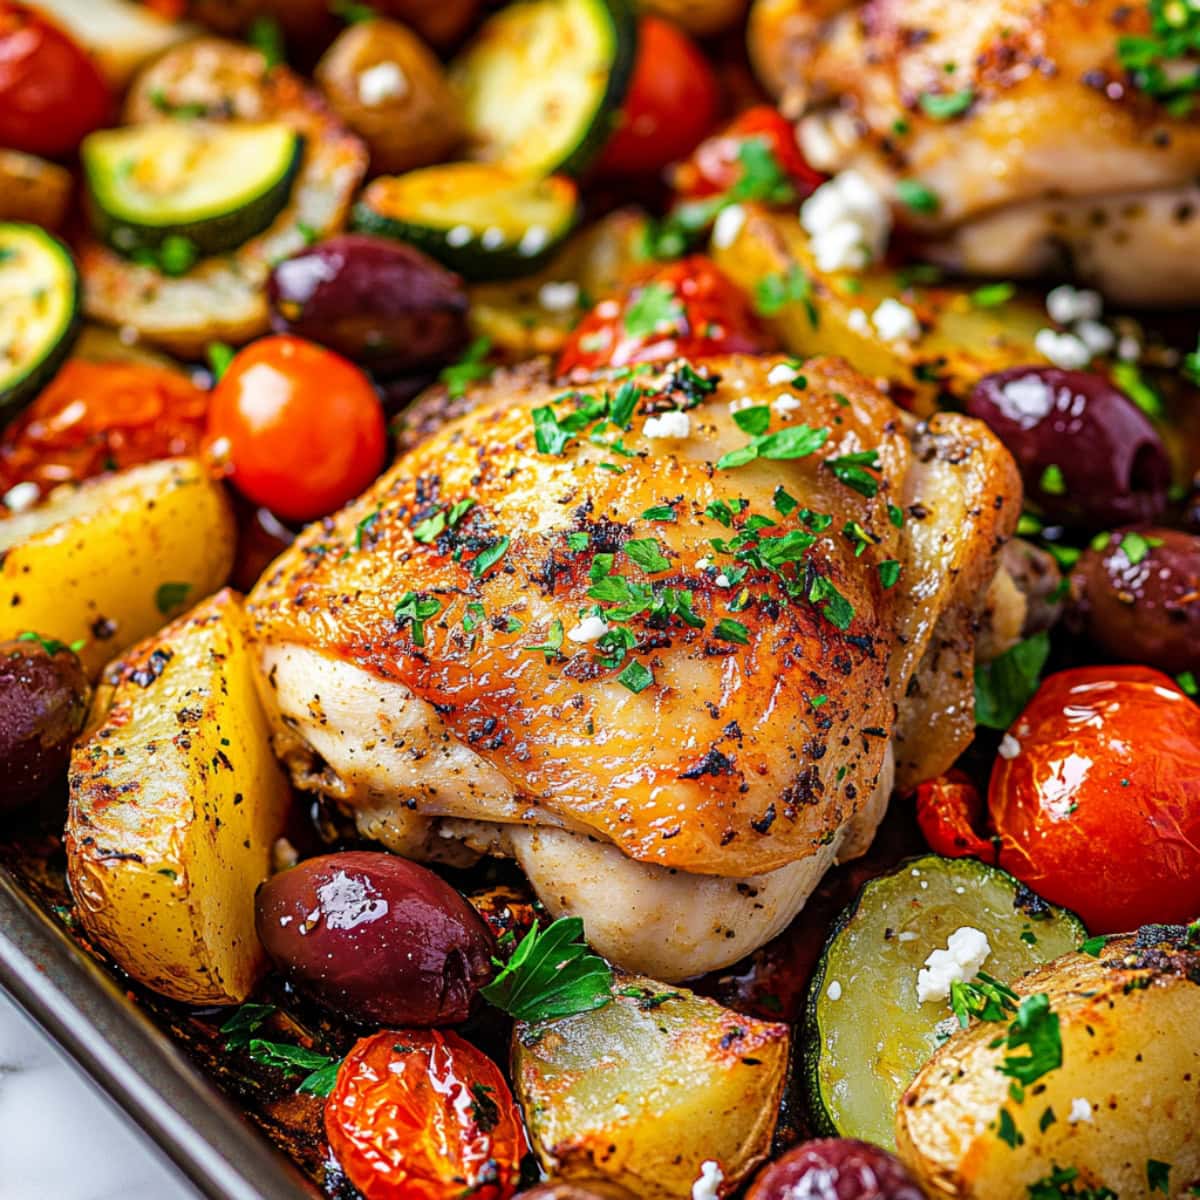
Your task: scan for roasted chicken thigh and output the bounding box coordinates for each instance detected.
[758,0,1200,304]
[247,355,1020,978]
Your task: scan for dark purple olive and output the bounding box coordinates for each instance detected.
[267,235,468,372]
[1069,527,1200,674]
[255,851,496,1026]
[747,1140,924,1200]
[967,367,1171,529]
[0,637,89,813]
[515,1185,637,1199]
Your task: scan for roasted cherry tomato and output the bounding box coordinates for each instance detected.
[914,770,996,861]
[597,16,719,176]
[205,335,386,523]
[673,105,824,203]
[989,665,1200,933]
[557,255,772,375]
[326,1030,528,1200]
[0,3,110,156]
[0,359,208,500]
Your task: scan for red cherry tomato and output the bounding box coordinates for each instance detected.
[557,255,773,375]
[0,3,110,156]
[914,770,996,861]
[988,665,1200,933]
[206,335,386,522]
[325,1030,527,1200]
[597,16,719,176]
[0,359,208,499]
[673,105,825,203]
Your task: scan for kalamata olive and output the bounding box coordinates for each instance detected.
[267,235,468,372]
[967,367,1170,529]
[1069,527,1200,674]
[515,1185,637,1199]
[0,637,89,813]
[747,1140,924,1200]
[255,851,496,1026]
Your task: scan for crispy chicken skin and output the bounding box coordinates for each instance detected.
[247,355,1019,975]
[767,0,1200,303]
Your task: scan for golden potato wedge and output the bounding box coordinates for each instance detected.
[514,975,788,1199]
[315,20,464,176]
[67,589,291,1005]
[0,458,235,677]
[0,150,72,229]
[896,929,1200,1199]
[711,205,1048,414]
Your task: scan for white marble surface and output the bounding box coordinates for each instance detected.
[0,989,197,1200]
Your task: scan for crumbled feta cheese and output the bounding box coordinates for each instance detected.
[999,374,1055,426]
[446,224,473,248]
[872,298,921,343]
[567,615,609,643]
[1117,335,1141,362]
[715,573,731,588]
[826,980,843,1001]
[695,557,712,570]
[1075,318,1115,357]
[692,1160,724,1200]
[3,481,40,512]
[480,226,506,251]
[917,926,992,1004]
[1067,1098,1093,1124]
[1035,328,1091,370]
[643,411,691,439]
[712,203,746,249]
[798,114,840,172]
[898,930,919,942]
[998,733,1021,759]
[518,225,550,257]
[358,61,408,106]
[772,392,802,415]
[538,280,580,312]
[1046,284,1102,325]
[727,396,756,414]
[846,307,871,336]
[800,170,892,272]
[767,362,797,386]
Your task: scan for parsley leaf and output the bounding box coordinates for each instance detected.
[1148,1160,1171,1195]
[732,406,772,437]
[624,282,684,337]
[997,992,1062,1087]
[219,1002,275,1049]
[878,559,901,588]
[617,659,654,693]
[996,1106,1024,1149]
[896,179,940,214]
[624,538,671,573]
[155,581,192,616]
[950,971,1018,1029]
[533,405,572,455]
[525,619,564,662]
[206,342,235,380]
[825,448,881,497]
[394,592,442,647]
[641,504,676,522]
[971,282,1015,308]
[1079,934,1109,958]
[471,536,510,578]
[440,337,493,399]
[247,1039,339,1095]
[919,87,975,119]
[974,631,1050,730]
[247,15,285,67]
[754,266,817,326]
[480,915,613,1023]
[714,617,750,644]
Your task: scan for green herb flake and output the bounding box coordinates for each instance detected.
[878,559,901,588]
[440,337,494,399]
[919,87,976,119]
[525,619,565,662]
[974,631,1050,730]
[1118,530,1160,566]
[971,282,1016,308]
[624,538,671,574]
[1111,361,1164,418]
[896,179,940,214]
[732,405,772,437]
[996,1107,1024,1149]
[754,265,817,326]
[155,581,192,616]
[641,503,676,522]
[997,992,1062,1087]
[1038,464,1067,495]
[617,659,654,694]
[1148,1160,1171,1195]
[714,617,750,645]
[206,342,235,380]
[248,14,286,66]
[566,531,591,551]
[825,448,881,497]
[394,592,442,647]
[471,536,511,578]
[624,282,684,338]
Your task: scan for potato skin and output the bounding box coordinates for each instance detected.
[67,590,291,1005]
[0,459,235,678]
[896,931,1200,1198]
[316,20,463,175]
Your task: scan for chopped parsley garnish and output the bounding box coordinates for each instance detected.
[919,87,975,119]
[219,1002,275,1049]
[480,915,612,1023]
[1117,0,1200,109]
[1039,1106,1057,1132]
[809,574,855,630]
[206,341,235,380]
[754,265,817,326]
[971,282,1016,308]
[773,486,798,515]
[566,531,591,551]
[533,404,572,455]
[825,448,881,497]
[887,503,905,528]
[624,282,684,337]
[896,179,940,214]
[1148,1160,1172,1195]
[1028,1166,1117,1200]
[714,618,750,644]
[997,992,1062,1087]
[394,592,442,647]
[18,630,84,656]
[248,14,286,66]
[705,498,747,526]
[878,559,901,588]
[641,503,676,521]
[1038,464,1066,495]
[247,1039,339,1095]
[617,659,654,693]
[413,498,474,543]
[525,619,564,662]
[155,581,192,616]
[440,337,494,399]
[732,405,772,437]
[950,971,1018,1029]
[624,537,671,573]
[1118,529,1161,565]
[974,631,1050,730]
[996,1107,1024,1149]
[1177,669,1198,696]
[716,422,829,470]
[1079,934,1110,958]
[471,536,510,578]
[1184,334,1200,386]
[469,1084,500,1132]
[462,601,486,633]
[609,380,644,428]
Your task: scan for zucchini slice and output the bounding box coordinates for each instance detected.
[353,164,579,281]
[0,223,80,422]
[804,854,1086,1150]
[450,0,637,177]
[82,121,304,260]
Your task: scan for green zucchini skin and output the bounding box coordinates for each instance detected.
[82,124,305,261]
[0,223,80,425]
[802,853,1087,1149]
[451,0,638,179]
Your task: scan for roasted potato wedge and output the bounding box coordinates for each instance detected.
[0,458,235,677]
[0,150,72,229]
[711,205,1048,414]
[67,589,291,1005]
[79,39,367,356]
[514,975,788,1199]
[896,929,1200,1199]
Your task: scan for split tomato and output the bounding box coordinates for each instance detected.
[557,255,772,375]
[325,1030,527,1200]
[914,770,996,861]
[988,665,1200,933]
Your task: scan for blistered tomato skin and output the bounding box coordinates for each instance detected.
[326,1029,527,1200]
[0,3,110,156]
[557,255,772,375]
[967,367,1170,529]
[1069,528,1200,676]
[989,665,1200,933]
[746,1139,925,1200]
[914,770,995,860]
[255,852,495,1026]
[268,236,469,373]
[0,638,89,813]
